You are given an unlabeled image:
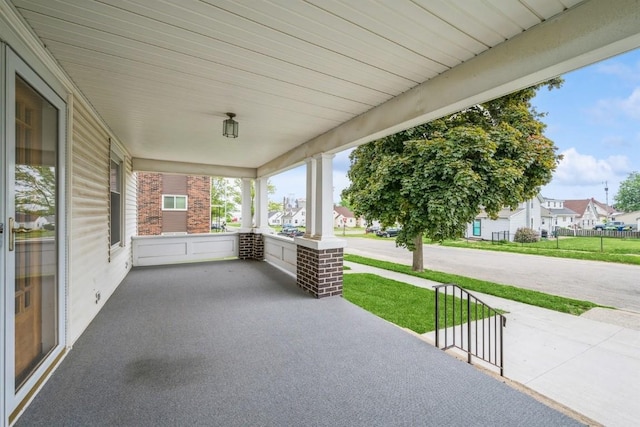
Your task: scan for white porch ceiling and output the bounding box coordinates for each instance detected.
[8,0,640,177]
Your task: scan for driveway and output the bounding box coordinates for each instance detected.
[344,238,640,313]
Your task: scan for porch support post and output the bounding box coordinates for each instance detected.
[254,177,271,234]
[240,178,253,231]
[239,178,262,260]
[304,157,316,238]
[313,153,335,239]
[294,153,346,298]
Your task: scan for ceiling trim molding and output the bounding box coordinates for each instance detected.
[258,0,640,177]
[132,158,256,178]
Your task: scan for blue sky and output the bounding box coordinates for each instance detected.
[271,48,640,206]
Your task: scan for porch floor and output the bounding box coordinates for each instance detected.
[17,260,582,426]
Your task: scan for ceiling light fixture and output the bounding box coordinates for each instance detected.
[223,112,238,138]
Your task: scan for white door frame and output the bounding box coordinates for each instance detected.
[2,45,67,426]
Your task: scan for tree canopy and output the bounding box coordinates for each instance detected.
[211,178,239,222]
[614,171,640,212]
[342,79,563,271]
[16,165,56,215]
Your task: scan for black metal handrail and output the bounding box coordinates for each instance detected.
[433,283,506,376]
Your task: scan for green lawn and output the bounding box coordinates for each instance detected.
[344,254,602,315]
[343,273,494,333]
[441,237,640,265]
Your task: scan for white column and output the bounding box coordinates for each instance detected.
[314,153,335,240]
[304,157,316,238]
[240,178,253,232]
[254,177,272,233]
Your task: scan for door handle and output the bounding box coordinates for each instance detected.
[8,217,15,251]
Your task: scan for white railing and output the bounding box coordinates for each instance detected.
[263,234,297,276]
[132,232,239,267]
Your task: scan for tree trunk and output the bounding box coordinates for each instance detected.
[412,232,424,272]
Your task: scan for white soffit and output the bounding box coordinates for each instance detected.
[9,0,639,176]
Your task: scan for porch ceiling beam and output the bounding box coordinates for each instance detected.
[257,0,640,178]
[132,158,255,178]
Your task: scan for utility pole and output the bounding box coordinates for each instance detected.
[603,181,609,207]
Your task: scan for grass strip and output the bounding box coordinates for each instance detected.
[344,254,601,315]
[343,273,493,333]
[440,240,640,266]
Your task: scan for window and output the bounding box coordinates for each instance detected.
[472,219,481,236]
[110,155,123,247]
[162,195,187,210]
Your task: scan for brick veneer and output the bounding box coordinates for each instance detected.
[137,172,162,235]
[296,245,343,298]
[186,176,211,234]
[239,233,264,260]
[137,173,210,235]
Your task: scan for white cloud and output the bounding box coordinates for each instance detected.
[553,148,631,186]
[590,87,640,122]
[596,62,639,82]
[620,88,640,119]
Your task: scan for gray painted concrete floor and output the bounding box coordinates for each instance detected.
[345,262,640,427]
[16,260,582,427]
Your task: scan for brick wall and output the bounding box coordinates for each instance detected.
[239,233,265,260]
[137,172,162,235]
[137,173,210,235]
[296,246,343,298]
[187,176,211,234]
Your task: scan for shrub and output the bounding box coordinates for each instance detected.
[514,227,539,243]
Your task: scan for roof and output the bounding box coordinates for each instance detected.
[563,199,591,217]
[547,208,578,216]
[6,0,640,178]
[334,206,355,219]
[591,198,615,215]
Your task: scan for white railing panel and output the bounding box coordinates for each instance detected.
[132,233,239,266]
[264,234,297,276]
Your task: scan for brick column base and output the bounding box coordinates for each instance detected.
[239,232,264,260]
[296,245,343,298]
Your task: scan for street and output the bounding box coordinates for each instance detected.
[344,237,640,313]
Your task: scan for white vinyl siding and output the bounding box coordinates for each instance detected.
[69,96,134,344]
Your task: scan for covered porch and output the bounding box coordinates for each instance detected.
[16,260,580,426]
[3,1,640,425]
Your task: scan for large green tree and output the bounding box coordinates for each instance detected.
[614,171,640,212]
[342,80,563,271]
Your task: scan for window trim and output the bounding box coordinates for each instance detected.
[162,194,188,211]
[110,143,125,250]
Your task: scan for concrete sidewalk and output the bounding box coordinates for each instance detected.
[344,262,640,427]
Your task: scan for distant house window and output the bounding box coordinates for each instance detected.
[472,220,481,237]
[162,195,187,210]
